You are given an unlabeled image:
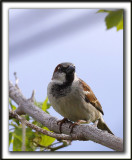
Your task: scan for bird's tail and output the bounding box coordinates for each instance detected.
[97,118,114,135]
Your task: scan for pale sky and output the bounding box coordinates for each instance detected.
[9,9,123,151]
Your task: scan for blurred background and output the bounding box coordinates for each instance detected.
[9,9,123,151]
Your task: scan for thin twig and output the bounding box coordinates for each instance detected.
[14,72,19,90]
[32,140,70,151]
[29,90,35,102]
[9,110,78,141]
[50,140,71,151]
[21,116,26,151]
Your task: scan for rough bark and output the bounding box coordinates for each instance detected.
[9,81,123,151]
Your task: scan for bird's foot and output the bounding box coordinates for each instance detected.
[69,120,86,134]
[57,118,70,133]
[69,122,79,134]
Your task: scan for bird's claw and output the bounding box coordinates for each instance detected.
[69,120,86,133]
[57,118,70,133]
[69,122,79,134]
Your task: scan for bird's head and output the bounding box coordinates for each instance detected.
[52,62,76,84]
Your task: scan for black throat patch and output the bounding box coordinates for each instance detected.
[51,73,74,98]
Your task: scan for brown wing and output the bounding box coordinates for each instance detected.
[79,79,104,115]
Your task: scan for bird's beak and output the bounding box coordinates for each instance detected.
[66,65,75,74]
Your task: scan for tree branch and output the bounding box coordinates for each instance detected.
[9,80,123,151]
[9,110,81,141]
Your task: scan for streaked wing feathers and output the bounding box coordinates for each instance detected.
[79,79,104,115]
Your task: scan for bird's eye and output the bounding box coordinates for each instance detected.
[57,66,60,70]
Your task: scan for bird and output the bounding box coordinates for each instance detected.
[47,62,114,135]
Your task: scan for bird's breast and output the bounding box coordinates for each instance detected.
[47,82,101,122]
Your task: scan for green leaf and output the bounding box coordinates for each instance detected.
[97,9,123,31]
[9,98,16,110]
[34,98,51,114]
[13,127,22,142]
[47,103,51,108]
[13,118,20,126]
[32,120,43,128]
[11,126,55,151]
[39,127,55,147]
[13,137,22,151]
[10,122,18,128]
[116,17,123,31]
[25,114,30,121]
[9,132,13,146]
[32,126,55,147]
[12,127,36,151]
[97,9,111,13]
[42,97,48,112]
[25,128,36,151]
[33,136,41,144]
[26,128,36,140]
[34,101,43,109]
[105,9,123,30]
[12,128,22,151]
[42,97,51,113]
[32,120,37,125]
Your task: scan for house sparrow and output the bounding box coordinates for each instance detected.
[47,62,114,135]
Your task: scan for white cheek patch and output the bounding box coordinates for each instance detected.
[52,79,63,84]
[52,72,66,84]
[59,72,66,82]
